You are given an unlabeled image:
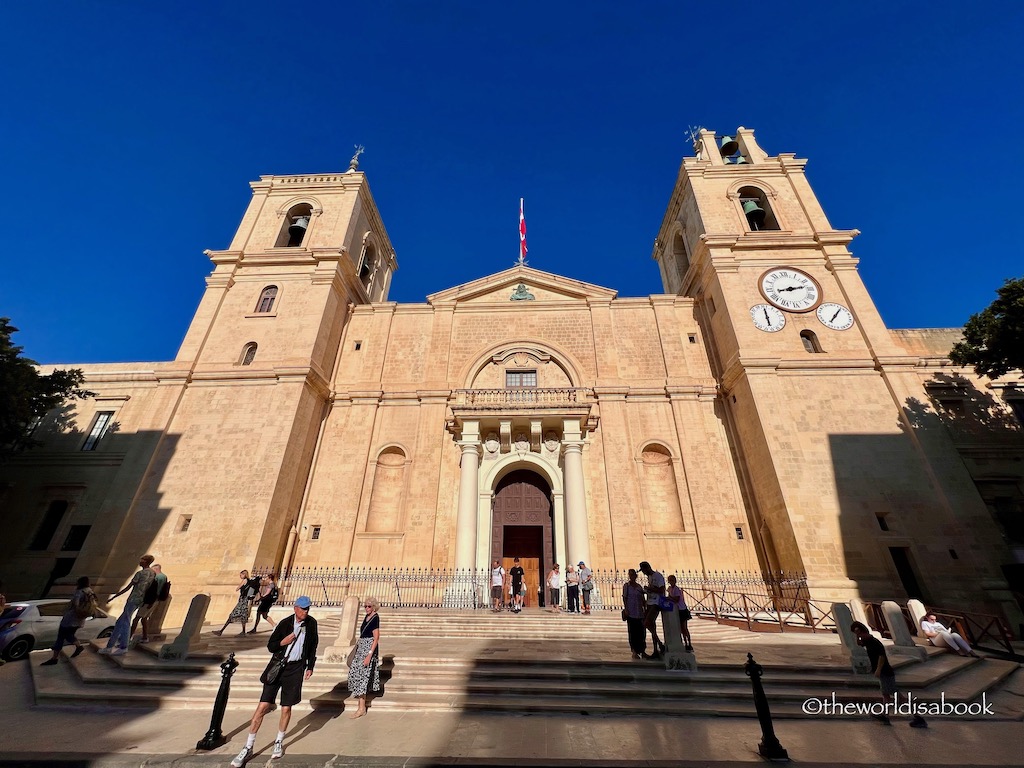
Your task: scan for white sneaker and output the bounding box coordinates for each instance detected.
[98,647,113,655]
[271,740,284,759]
[110,647,127,656]
[230,746,253,767]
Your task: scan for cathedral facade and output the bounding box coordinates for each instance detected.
[3,128,1022,627]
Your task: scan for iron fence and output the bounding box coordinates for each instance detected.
[256,566,810,617]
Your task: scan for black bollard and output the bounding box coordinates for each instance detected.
[743,652,789,762]
[197,652,239,751]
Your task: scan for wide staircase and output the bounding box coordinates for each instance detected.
[29,608,1024,720]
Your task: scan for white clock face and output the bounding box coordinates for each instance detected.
[751,303,786,332]
[759,268,821,312]
[816,302,854,330]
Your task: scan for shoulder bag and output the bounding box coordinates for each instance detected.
[260,624,299,685]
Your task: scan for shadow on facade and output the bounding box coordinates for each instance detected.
[831,371,1024,614]
[0,420,180,602]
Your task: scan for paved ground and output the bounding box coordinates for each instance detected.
[3,645,1024,768]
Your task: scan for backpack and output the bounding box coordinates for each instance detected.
[267,586,279,605]
[73,589,97,619]
[142,579,160,606]
[158,579,171,601]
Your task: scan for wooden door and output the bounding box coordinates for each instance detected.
[502,556,541,607]
[492,470,553,606]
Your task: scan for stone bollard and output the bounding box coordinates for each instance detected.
[160,593,210,660]
[661,607,697,671]
[744,653,789,762]
[325,595,362,663]
[832,603,871,674]
[880,600,927,661]
[906,598,927,637]
[196,653,239,750]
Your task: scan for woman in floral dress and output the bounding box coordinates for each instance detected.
[348,597,381,718]
[213,570,260,636]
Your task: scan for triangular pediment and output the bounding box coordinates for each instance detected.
[426,265,617,305]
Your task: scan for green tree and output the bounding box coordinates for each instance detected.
[0,317,92,459]
[950,277,1024,379]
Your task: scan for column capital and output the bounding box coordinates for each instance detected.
[561,440,585,456]
[457,440,482,458]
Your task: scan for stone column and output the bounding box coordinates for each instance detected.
[562,439,591,567]
[454,425,482,571]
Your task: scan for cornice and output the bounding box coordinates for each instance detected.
[6,451,127,468]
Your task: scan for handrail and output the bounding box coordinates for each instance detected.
[860,601,1015,655]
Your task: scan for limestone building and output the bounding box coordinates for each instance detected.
[2,129,1023,627]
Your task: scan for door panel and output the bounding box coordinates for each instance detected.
[502,555,540,607]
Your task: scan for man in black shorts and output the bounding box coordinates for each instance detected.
[509,557,525,612]
[230,596,319,766]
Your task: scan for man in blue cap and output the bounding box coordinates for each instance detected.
[231,595,319,766]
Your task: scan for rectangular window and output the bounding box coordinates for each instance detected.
[29,500,68,550]
[935,398,964,417]
[354,341,362,351]
[61,525,91,551]
[311,525,321,541]
[179,515,192,532]
[505,370,537,388]
[81,411,114,451]
[876,514,889,531]
[687,334,697,344]
[1008,400,1024,425]
[734,526,744,540]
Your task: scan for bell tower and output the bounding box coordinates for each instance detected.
[652,128,1013,613]
[102,159,400,606]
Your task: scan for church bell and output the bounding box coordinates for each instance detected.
[718,135,739,156]
[288,215,310,241]
[742,199,766,227]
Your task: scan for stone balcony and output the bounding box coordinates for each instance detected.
[448,388,596,430]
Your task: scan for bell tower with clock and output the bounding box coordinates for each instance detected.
[652,128,1017,618]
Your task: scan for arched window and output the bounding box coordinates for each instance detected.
[737,186,780,231]
[275,203,312,248]
[639,444,686,532]
[255,286,278,314]
[672,231,690,278]
[241,342,258,366]
[800,330,823,354]
[366,446,407,531]
[359,242,377,289]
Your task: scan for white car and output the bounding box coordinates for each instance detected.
[0,599,116,661]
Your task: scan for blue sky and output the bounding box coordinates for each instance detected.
[2,2,1022,364]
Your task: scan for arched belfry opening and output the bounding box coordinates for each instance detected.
[492,468,553,607]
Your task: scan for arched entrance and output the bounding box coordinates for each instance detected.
[492,469,553,607]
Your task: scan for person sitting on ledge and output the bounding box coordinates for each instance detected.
[920,613,978,657]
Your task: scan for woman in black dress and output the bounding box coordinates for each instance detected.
[348,597,381,718]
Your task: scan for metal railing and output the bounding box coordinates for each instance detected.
[862,601,1016,654]
[256,567,492,610]
[257,566,825,630]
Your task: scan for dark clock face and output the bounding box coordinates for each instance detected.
[759,268,821,312]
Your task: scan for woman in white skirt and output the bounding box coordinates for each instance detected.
[348,597,382,718]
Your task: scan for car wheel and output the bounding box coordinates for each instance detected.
[97,627,113,639]
[4,636,34,661]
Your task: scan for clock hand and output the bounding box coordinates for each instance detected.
[777,286,805,292]
[830,309,841,322]
[763,308,771,324]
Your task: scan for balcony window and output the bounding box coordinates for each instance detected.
[506,370,537,388]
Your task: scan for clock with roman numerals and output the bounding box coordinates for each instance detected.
[758,267,822,313]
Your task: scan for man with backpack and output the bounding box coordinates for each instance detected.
[132,563,170,643]
[40,576,98,666]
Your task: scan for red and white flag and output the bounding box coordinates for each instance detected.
[519,198,528,263]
